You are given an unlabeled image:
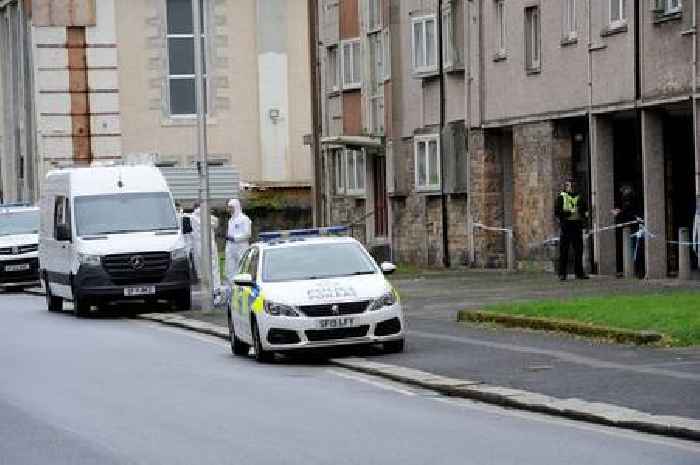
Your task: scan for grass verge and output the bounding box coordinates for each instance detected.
[474,292,700,347]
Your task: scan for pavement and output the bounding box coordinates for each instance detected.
[2,292,700,465]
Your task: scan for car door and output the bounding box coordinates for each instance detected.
[231,248,253,342]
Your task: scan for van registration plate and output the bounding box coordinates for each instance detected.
[5,263,30,272]
[124,286,156,297]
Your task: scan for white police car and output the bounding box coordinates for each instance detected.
[0,204,40,289]
[227,227,405,362]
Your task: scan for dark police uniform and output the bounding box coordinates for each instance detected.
[555,190,588,280]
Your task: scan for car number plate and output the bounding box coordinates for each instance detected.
[124,286,156,297]
[5,263,30,272]
[317,317,355,329]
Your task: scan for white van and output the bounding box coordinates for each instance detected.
[0,204,41,288]
[39,166,192,316]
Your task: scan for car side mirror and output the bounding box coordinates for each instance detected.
[233,273,254,287]
[380,262,397,275]
[182,216,193,234]
[56,224,72,242]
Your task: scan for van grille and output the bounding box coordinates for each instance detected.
[101,252,171,285]
[0,244,38,255]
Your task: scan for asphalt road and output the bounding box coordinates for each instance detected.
[1,293,699,465]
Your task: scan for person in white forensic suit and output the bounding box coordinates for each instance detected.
[225,199,252,284]
[191,204,222,290]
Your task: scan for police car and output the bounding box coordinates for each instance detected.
[227,227,405,362]
[0,204,40,288]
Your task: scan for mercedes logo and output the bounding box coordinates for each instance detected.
[11,246,19,255]
[331,304,340,316]
[129,255,145,271]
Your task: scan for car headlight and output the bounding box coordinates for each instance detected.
[171,247,188,261]
[368,291,397,311]
[264,301,300,317]
[78,253,101,266]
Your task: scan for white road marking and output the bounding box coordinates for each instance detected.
[135,319,700,452]
[326,369,417,396]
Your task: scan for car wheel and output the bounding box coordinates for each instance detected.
[44,278,63,313]
[383,338,405,354]
[251,317,274,363]
[173,288,192,311]
[228,310,250,356]
[73,295,91,318]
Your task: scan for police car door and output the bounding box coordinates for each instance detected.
[231,247,255,341]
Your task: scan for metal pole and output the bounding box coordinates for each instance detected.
[506,230,515,272]
[623,226,634,278]
[678,227,691,281]
[193,0,213,311]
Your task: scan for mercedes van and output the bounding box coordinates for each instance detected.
[0,204,40,289]
[39,166,192,316]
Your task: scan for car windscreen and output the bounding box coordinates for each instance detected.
[262,243,377,283]
[0,210,39,236]
[75,192,177,236]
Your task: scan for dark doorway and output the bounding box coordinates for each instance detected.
[373,155,388,238]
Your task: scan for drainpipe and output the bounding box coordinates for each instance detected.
[691,0,699,253]
[466,0,474,265]
[437,0,450,267]
[586,0,594,256]
[308,0,322,226]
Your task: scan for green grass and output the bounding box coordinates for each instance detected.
[484,292,700,346]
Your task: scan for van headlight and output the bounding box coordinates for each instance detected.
[368,291,397,311]
[264,301,300,317]
[171,247,188,261]
[78,253,101,266]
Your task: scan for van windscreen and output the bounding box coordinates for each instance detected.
[74,193,177,236]
[0,210,39,236]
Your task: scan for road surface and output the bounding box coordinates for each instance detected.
[1,292,698,465]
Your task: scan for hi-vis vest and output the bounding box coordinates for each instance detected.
[561,192,581,221]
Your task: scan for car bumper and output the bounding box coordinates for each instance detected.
[257,304,405,351]
[73,258,191,299]
[0,256,40,287]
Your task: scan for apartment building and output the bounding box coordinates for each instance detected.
[312,0,699,278]
[0,0,312,209]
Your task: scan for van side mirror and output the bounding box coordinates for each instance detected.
[56,224,72,242]
[233,273,254,287]
[380,262,397,275]
[182,216,193,234]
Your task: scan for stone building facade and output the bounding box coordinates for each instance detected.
[0,0,313,211]
[311,0,699,278]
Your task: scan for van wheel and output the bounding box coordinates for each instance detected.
[173,288,192,311]
[383,338,405,354]
[251,317,273,363]
[73,295,91,318]
[45,278,63,313]
[228,310,250,356]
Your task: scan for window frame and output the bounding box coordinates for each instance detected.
[524,5,541,73]
[368,0,382,32]
[346,149,367,196]
[609,0,626,28]
[411,14,438,75]
[340,38,361,90]
[326,45,340,93]
[664,0,681,14]
[414,135,441,192]
[382,28,391,81]
[334,149,346,194]
[165,0,209,118]
[563,0,577,40]
[495,0,506,58]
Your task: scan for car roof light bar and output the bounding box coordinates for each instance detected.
[258,226,350,242]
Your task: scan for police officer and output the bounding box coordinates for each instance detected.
[555,178,589,281]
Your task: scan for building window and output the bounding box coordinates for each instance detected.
[334,150,346,194]
[441,3,456,69]
[346,149,366,195]
[341,38,361,90]
[369,32,385,135]
[524,6,541,72]
[368,0,382,31]
[563,0,576,40]
[327,46,339,92]
[166,0,207,116]
[664,0,681,14]
[415,136,440,191]
[609,0,625,26]
[383,28,391,80]
[412,15,437,74]
[495,0,506,58]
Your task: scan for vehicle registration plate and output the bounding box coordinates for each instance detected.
[317,317,355,329]
[5,263,30,272]
[124,286,156,297]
